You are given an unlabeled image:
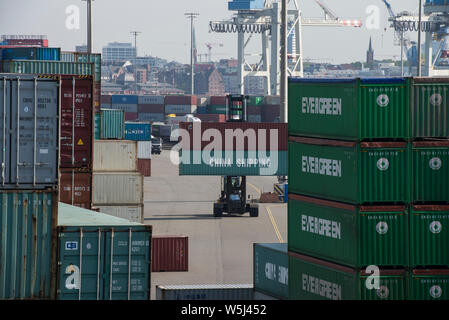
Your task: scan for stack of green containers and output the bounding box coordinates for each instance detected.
[287,77,449,300]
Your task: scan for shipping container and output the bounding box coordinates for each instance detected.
[410,205,449,267]
[1,47,61,61]
[137,141,152,159]
[59,169,92,209]
[92,172,143,205]
[152,236,188,272]
[165,95,197,105]
[138,95,164,105]
[179,150,288,176]
[288,137,409,204]
[156,284,254,300]
[125,112,138,121]
[75,53,101,83]
[93,140,137,172]
[265,96,281,105]
[254,291,279,300]
[288,252,407,300]
[288,194,409,268]
[261,105,280,123]
[409,269,449,300]
[101,95,112,104]
[110,103,138,114]
[138,104,165,113]
[111,95,138,104]
[165,104,197,115]
[412,141,449,203]
[178,122,288,151]
[137,159,151,177]
[253,243,288,300]
[99,109,124,139]
[0,190,58,299]
[248,115,262,123]
[94,113,100,140]
[93,83,100,112]
[1,60,93,76]
[57,203,151,300]
[412,77,449,138]
[247,105,262,115]
[59,76,93,168]
[197,96,208,107]
[248,96,265,106]
[209,96,227,105]
[0,74,59,189]
[195,114,226,122]
[95,205,144,224]
[207,105,227,114]
[124,122,151,141]
[288,78,410,141]
[138,113,165,122]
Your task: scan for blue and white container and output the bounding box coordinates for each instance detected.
[124,122,151,141]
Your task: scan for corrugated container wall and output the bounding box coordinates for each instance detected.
[137,159,151,177]
[409,269,449,300]
[1,60,93,76]
[75,53,101,82]
[137,141,152,160]
[138,113,165,122]
[138,95,164,105]
[59,170,92,209]
[57,203,151,300]
[152,236,188,272]
[165,104,197,115]
[110,103,138,114]
[1,47,61,61]
[253,243,288,299]
[156,284,253,300]
[165,95,197,105]
[125,112,138,121]
[92,172,143,205]
[94,113,100,140]
[0,191,58,299]
[96,205,144,224]
[195,114,226,122]
[288,78,410,141]
[0,75,59,189]
[111,95,138,104]
[100,109,124,139]
[59,76,93,168]
[124,122,151,141]
[93,140,137,172]
[138,104,165,114]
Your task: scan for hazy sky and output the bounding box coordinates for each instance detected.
[0,0,421,64]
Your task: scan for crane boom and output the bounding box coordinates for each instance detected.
[382,0,395,18]
[314,0,338,20]
[381,0,411,56]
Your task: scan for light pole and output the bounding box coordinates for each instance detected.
[130,31,141,91]
[81,0,93,54]
[417,0,423,76]
[280,0,287,123]
[185,13,199,95]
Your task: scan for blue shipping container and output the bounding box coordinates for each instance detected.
[124,122,152,141]
[1,47,61,61]
[111,95,138,104]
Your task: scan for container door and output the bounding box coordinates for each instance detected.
[10,79,58,188]
[0,78,10,186]
[103,229,151,300]
[58,230,105,300]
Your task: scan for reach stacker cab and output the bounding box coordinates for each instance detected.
[213,94,259,218]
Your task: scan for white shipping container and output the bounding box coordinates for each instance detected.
[165,104,197,115]
[138,95,164,104]
[93,172,143,205]
[110,103,138,113]
[95,205,144,224]
[93,140,137,172]
[137,141,152,159]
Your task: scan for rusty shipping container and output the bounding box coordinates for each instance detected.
[59,169,92,209]
[137,159,151,177]
[262,105,280,123]
[165,95,197,105]
[137,104,165,114]
[178,122,288,151]
[152,236,188,272]
[195,114,226,122]
[59,76,93,168]
[209,96,227,105]
[101,94,112,104]
[125,112,138,121]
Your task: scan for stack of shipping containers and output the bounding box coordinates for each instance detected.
[111,94,138,121]
[287,77,449,300]
[138,95,165,122]
[125,121,152,177]
[0,74,60,299]
[247,96,264,123]
[165,95,197,116]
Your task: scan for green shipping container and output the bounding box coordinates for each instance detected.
[1,60,93,76]
[100,109,125,140]
[207,105,227,114]
[288,194,409,268]
[288,252,408,300]
[412,141,449,203]
[288,78,409,141]
[253,243,288,300]
[179,150,288,176]
[248,96,264,106]
[75,53,101,83]
[409,269,449,300]
[94,113,100,140]
[57,203,152,300]
[411,77,449,139]
[410,205,449,267]
[288,137,409,204]
[0,191,58,299]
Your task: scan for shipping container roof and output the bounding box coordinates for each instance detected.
[58,202,142,226]
[157,284,253,290]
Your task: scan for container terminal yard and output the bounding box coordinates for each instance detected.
[0,0,449,305]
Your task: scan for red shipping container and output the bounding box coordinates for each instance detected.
[165,95,197,105]
[101,94,112,104]
[195,114,226,122]
[59,169,92,209]
[261,104,280,122]
[125,112,139,121]
[137,159,151,177]
[60,76,93,168]
[209,96,226,105]
[138,104,165,114]
[247,105,261,115]
[152,236,189,272]
[178,122,288,151]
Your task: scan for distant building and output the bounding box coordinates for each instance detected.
[75,45,88,53]
[102,42,136,63]
[136,68,147,84]
[221,73,239,94]
[366,37,374,68]
[207,69,225,96]
[244,76,267,95]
